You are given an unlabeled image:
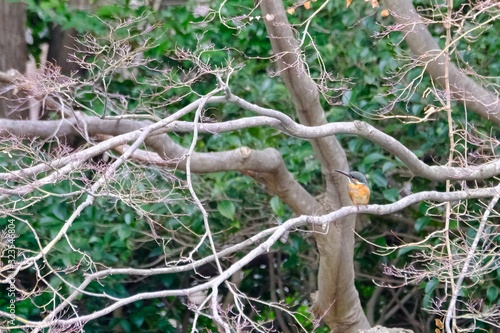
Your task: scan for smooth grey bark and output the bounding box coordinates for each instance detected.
[260,0,370,331]
[1,112,498,182]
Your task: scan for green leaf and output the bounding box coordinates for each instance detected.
[120,319,132,333]
[230,220,241,230]
[422,294,433,309]
[39,216,60,226]
[381,161,397,173]
[89,235,101,243]
[226,135,242,148]
[362,152,386,164]
[217,200,235,220]
[397,245,421,256]
[131,311,145,328]
[124,213,133,225]
[117,226,132,241]
[425,277,439,294]
[270,196,285,217]
[347,137,363,153]
[448,219,459,230]
[487,286,499,302]
[415,217,430,232]
[382,188,399,202]
[342,90,353,106]
[52,203,66,221]
[371,173,388,187]
[374,237,387,247]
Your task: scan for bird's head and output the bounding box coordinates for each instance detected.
[334,169,368,185]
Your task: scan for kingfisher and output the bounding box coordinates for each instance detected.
[334,169,370,205]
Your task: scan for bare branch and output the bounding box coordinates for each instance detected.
[1,102,499,183]
[3,183,498,330]
[385,0,500,124]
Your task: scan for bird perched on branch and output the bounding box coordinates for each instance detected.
[334,169,370,205]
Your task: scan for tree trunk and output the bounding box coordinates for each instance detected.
[0,0,28,119]
[260,0,370,331]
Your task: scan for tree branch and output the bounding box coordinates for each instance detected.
[259,0,350,196]
[2,109,498,187]
[385,0,500,124]
[4,183,498,330]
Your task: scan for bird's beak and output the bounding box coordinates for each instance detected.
[334,169,351,179]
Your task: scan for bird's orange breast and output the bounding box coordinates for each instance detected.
[347,183,370,205]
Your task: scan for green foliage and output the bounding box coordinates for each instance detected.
[270,196,285,217]
[217,200,236,220]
